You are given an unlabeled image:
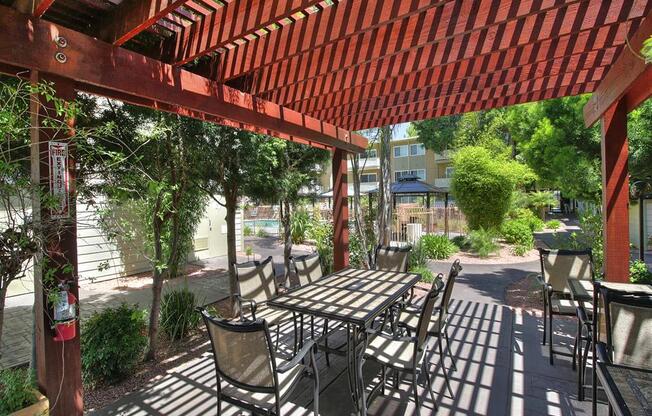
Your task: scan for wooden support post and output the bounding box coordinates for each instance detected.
[600,99,630,282]
[333,148,349,271]
[30,72,82,415]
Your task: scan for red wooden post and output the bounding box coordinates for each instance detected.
[600,98,630,282]
[30,72,83,415]
[333,148,349,271]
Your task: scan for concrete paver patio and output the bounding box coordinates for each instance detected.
[90,287,605,415]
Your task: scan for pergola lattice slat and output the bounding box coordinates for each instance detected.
[0,6,365,152]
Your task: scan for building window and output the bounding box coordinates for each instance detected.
[409,143,425,156]
[395,169,426,181]
[360,173,377,183]
[393,145,408,157]
[445,167,455,178]
[364,149,377,159]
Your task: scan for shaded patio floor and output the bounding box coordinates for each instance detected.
[90,295,606,415]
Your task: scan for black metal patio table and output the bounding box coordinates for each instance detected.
[596,362,652,416]
[267,267,421,416]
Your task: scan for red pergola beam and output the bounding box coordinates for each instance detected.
[171,0,324,66]
[584,9,652,126]
[101,0,188,46]
[0,7,365,152]
[345,82,596,131]
[33,0,54,17]
[315,46,617,122]
[255,0,644,101]
[294,21,628,117]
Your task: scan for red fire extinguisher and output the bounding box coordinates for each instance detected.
[53,284,78,342]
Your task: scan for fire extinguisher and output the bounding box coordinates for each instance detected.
[52,283,78,342]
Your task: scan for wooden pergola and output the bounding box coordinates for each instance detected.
[0,1,650,414]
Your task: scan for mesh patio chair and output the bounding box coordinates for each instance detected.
[362,280,443,410]
[370,244,412,329]
[290,253,334,366]
[199,309,320,415]
[396,259,463,397]
[595,286,652,367]
[537,248,594,368]
[234,256,298,352]
[594,286,652,413]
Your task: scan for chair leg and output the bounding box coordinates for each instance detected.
[412,368,420,410]
[548,308,554,365]
[381,365,386,396]
[275,324,280,351]
[580,335,591,401]
[422,354,438,411]
[439,335,454,398]
[572,318,579,371]
[293,315,298,355]
[323,319,330,367]
[542,296,547,346]
[444,329,457,371]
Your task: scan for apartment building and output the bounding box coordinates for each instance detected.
[319,135,453,204]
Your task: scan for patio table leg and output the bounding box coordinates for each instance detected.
[345,323,369,415]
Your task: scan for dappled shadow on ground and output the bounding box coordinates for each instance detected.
[92,298,602,415]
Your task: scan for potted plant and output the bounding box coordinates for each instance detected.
[0,367,49,416]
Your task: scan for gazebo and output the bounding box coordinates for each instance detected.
[0,1,650,414]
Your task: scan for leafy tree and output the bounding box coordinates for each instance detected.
[193,124,265,314]
[84,101,207,359]
[629,98,652,180]
[408,115,460,152]
[247,139,328,278]
[451,146,532,230]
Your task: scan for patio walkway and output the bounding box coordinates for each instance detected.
[90,294,604,415]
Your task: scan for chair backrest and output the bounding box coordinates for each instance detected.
[600,287,652,368]
[200,310,277,393]
[415,283,443,350]
[539,248,593,292]
[292,253,323,287]
[439,259,462,320]
[374,244,411,272]
[234,256,277,304]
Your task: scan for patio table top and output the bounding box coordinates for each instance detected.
[567,279,652,303]
[596,361,652,416]
[268,268,420,327]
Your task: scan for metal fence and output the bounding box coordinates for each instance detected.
[391,205,466,243]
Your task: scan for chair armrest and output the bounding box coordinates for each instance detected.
[596,341,610,363]
[366,328,417,343]
[576,305,592,327]
[277,340,316,373]
[235,295,257,320]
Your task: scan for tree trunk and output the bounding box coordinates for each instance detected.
[351,154,370,268]
[281,199,293,281]
[225,191,239,317]
[146,217,164,361]
[0,284,7,353]
[377,125,393,246]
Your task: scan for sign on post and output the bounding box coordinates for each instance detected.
[49,141,70,219]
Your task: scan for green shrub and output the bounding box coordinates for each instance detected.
[160,286,201,340]
[501,219,534,249]
[450,235,470,250]
[310,220,333,274]
[469,228,499,258]
[545,219,562,230]
[509,208,544,232]
[511,244,531,256]
[409,239,428,269]
[81,303,148,387]
[420,234,458,260]
[256,228,268,238]
[243,225,253,237]
[290,209,311,244]
[630,260,652,284]
[410,266,435,283]
[0,368,38,415]
[451,146,527,230]
[349,228,366,268]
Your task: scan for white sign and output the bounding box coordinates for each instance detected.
[49,142,70,219]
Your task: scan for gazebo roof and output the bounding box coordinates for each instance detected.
[369,174,448,195]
